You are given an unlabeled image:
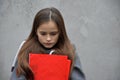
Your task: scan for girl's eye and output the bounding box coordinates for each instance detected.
[50,32,58,36]
[40,32,47,35]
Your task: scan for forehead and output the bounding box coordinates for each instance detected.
[37,20,58,31]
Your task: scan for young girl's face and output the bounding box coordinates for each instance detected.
[36,20,59,49]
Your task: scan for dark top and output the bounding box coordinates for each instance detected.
[10,42,85,80]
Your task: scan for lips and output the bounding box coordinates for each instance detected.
[43,43,54,48]
[45,43,52,45]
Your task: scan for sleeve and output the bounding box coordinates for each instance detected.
[10,41,26,80]
[70,53,86,80]
[10,61,26,80]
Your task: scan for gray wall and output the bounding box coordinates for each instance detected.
[0,0,120,80]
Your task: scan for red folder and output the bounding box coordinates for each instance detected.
[29,53,71,80]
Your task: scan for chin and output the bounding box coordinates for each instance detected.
[44,46,53,49]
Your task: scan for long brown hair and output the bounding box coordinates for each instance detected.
[16,7,75,80]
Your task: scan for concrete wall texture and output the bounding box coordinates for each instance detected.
[0,0,120,80]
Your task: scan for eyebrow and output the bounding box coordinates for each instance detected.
[39,31,59,35]
[39,30,59,32]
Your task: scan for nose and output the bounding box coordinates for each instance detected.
[46,35,51,41]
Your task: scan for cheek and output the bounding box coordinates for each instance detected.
[55,35,59,42]
[37,34,43,43]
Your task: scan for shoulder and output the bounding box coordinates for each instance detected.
[70,44,86,80]
[11,41,26,72]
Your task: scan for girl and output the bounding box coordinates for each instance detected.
[10,7,85,80]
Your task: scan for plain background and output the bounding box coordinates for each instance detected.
[0,0,120,80]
